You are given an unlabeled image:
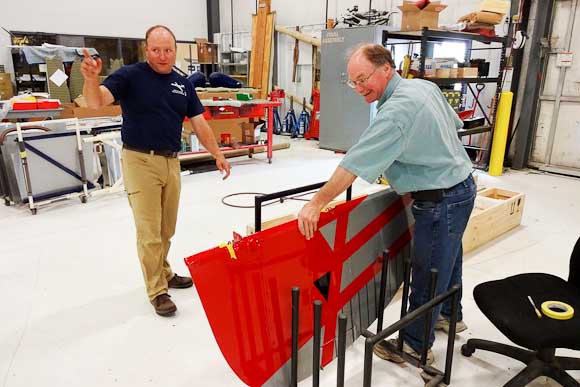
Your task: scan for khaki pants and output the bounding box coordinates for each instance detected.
[121,148,181,301]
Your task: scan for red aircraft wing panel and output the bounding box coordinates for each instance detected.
[185,191,412,387]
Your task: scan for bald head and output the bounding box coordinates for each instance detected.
[145,25,177,47]
[348,43,396,69]
[145,25,177,74]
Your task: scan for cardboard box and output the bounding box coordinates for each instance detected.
[183,117,249,146]
[0,72,14,100]
[241,122,261,144]
[398,1,448,32]
[196,38,218,64]
[74,95,89,108]
[435,68,451,78]
[459,11,503,25]
[458,67,479,78]
[60,104,122,119]
[478,0,510,14]
[209,118,246,144]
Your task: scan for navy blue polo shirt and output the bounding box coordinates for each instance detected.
[103,62,204,152]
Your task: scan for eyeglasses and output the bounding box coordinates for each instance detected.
[347,66,381,88]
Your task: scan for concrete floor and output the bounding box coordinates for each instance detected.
[1,136,579,387]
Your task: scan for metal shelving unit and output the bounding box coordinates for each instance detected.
[219,51,250,87]
[385,27,509,169]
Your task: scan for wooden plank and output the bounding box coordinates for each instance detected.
[260,12,275,99]
[179,142,290,163]
[250,13,267,88]
[258,0,271,13]
[463,187,526,253]
[275,25,321,47]
[246,214,295,235]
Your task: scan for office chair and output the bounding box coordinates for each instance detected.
[462,236,580,387]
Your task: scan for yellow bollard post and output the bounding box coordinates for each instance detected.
[488,91,513,176]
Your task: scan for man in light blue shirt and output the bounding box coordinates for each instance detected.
[298,43,476,365]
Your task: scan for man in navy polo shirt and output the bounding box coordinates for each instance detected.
[81,25,230,316]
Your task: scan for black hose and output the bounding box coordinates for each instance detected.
[221,191,316,209]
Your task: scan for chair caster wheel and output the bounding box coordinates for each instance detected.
[31,208,38,215]
[461,344,474,357]
[80,195,87,203]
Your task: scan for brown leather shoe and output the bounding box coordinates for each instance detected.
[168,274,193,289]
[151,294,177,316]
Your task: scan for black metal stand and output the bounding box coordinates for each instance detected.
[312,300,323,387]
[362,282,461,387]
[254,183,353,232]
[376,249,390,332]
[337,314,347,387]
[290,287,300,387]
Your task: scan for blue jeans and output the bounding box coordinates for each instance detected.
[403,174,476,352]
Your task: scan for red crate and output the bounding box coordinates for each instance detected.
[12,101,38,110]
[37,99,61,109]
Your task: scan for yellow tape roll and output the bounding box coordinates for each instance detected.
[541,301,574,320]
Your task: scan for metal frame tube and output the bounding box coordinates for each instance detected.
[254,182,353,232]
[421,269,438,365]
[376,249,390,332]
[443,289,460,385]
[313,300,322,387]
[398,257,412,351]
[337,314,347,387]
[255,182,326,232]
[291,287,300,387]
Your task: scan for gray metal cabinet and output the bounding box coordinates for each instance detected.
[319,26,390,152]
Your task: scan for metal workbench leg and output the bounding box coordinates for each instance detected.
[16,123,36,214]
[267,105,273,163]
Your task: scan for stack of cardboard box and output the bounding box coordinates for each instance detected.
[458,0,510,36]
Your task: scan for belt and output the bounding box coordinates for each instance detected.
[411,174,473,202]
[123,144,179,158]
[411,189,444,202]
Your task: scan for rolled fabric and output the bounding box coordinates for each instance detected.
[187,72,208,88]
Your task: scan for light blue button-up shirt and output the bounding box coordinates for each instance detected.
[340,72,473,194]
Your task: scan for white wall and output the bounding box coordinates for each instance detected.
[0,0,208,89]
[0,0,207,40]
[219,0,486,33]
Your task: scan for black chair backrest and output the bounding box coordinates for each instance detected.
[569,236,580,288]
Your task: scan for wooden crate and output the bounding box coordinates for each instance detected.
[463,187,525,253]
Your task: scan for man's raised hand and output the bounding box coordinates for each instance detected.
[80,48,102,80]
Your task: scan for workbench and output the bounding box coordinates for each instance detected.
[4,108,63,120]
[182,99,282,163]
